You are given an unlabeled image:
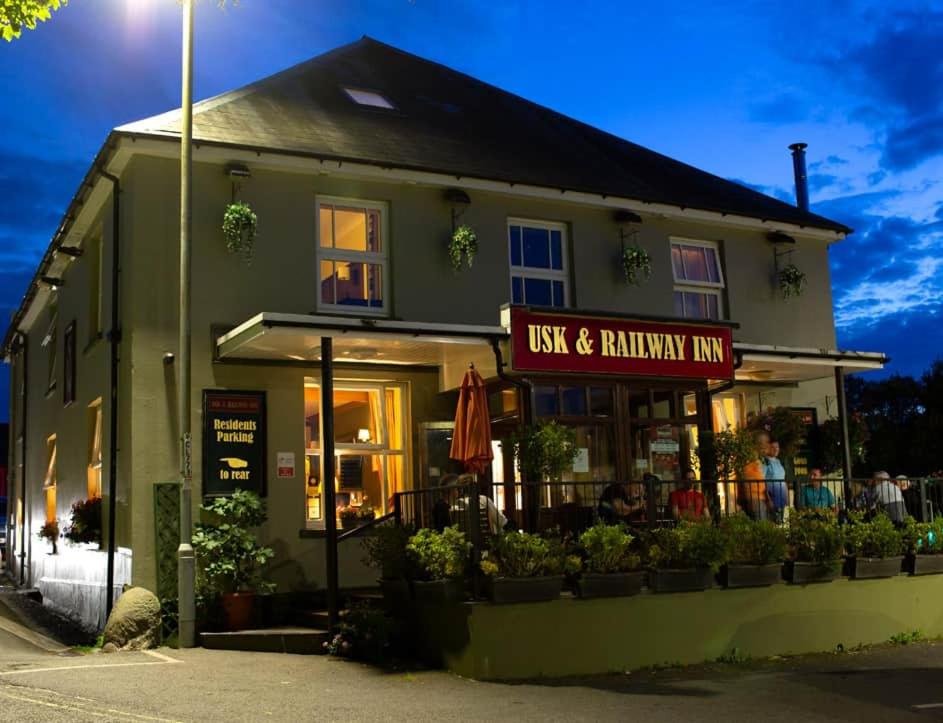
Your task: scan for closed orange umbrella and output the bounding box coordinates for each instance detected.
[449,365,493,474]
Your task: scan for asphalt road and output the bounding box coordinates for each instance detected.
[2,639,943,722]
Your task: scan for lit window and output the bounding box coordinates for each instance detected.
[317,198,388,315]
[671,238,725,320]
[303,379,408,528]
[88,400,103,499]
[508,220,568,308]
[44,435,57,524]
[343,87,394,109]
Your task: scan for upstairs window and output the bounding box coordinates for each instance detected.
[343,87,394,110]
[317,198,388,315]
[43,304,57,394]
[508,220,568,308]
[671,238,725,321]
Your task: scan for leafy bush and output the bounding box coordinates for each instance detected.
[448,224,478,271]
[646,519,728,572]
[578,523,641,573]
[820,413,869,474]
[786,509,844,566]
[620,245,652,286]
[37,519,59,544]
[845,511,905,559]
[503,421,579,482]
[406,526,470,581]
[480,530,581,578]
[222,201,257,262]
[721,514,786,565]
[63,497,102,545]
[324,602,402,663]
[363,522,414,579]
[746,406,807,459]
[192,490,275,595]
[714,428,761,481]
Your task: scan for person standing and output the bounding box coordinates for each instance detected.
[765,439,789,522]
[739,432,771,521]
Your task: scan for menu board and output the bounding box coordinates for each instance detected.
[203,390,267,497]
[790,407,819,478]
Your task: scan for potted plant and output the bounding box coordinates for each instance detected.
[63,497,102,546]
[719,514,786,588]
[784,509,844,583]
[479,530,579,603]
[192,490,275,631]
[338,506,363,530]
[504,421,579,508]
[222,201,258,262]
[448,224,478,271]
[38,520,59,554]
[844,511,905,579]
[646,519,727,593]
[901,517,943,575]
[778,263,806,299]
[574,523,645,598]
[620,245,652,286]
[406,526,470,603]
[362,521,414,614]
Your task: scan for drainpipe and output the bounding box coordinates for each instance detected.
[16,334,28,586]
[789,143,809,211]
[101,172,121,620]
[834,366,854,503]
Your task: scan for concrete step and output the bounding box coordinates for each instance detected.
[200,626,330,655]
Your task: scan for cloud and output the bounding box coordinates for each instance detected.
[834,255,941,328]
[881,115,943,172]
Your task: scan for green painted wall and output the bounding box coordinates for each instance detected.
[418,575,943,680]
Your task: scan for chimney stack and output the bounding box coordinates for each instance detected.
[789,142,809,211]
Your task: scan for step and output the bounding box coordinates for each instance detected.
[200,626,330,655]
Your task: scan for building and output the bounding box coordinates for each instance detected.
[2,37,884,629]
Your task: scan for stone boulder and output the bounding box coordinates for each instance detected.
[102,587,161,651]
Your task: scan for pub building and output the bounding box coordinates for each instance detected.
[2,37,885,630]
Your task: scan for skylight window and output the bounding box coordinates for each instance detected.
[343,87,394,109]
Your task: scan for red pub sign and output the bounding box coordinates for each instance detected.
[509,308,734,380]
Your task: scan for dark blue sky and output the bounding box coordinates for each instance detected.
[1,0,941,419]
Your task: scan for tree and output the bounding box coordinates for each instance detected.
[1,0,66,41]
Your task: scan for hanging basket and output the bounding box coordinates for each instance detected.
[620,245,652,286]
[448,224,478,272]
[222,202,258,263]
[778,263,806,299]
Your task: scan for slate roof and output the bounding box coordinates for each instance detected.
[119,37,848,233]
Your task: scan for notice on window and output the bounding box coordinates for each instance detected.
[571,448,590,474]
[277,452,295,479]
[203,390,266,497]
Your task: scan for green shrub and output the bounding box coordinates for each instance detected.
[324,601,402,663]
[786,509,844,566]
[503,421,579,482]
[480,530,581,578]
[647,519,728,572]
[901,516,943,555]
[714,428,761,481]
[406,526,470,581]
[579,523,641,573]
[845,511,905,559]
[721,514,787,565]
[63,497,102,545]
[363,522,414,579]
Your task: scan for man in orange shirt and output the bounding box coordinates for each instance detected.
[670,469,710,521]
[739,432,772,521]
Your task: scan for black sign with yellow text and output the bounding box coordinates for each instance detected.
[203,390,266,497]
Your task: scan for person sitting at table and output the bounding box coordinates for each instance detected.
[453,473,508,534]
[669,469,709,520]
[598,482,631,525]
[800,468,836,511]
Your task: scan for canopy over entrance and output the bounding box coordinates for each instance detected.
[733,343,887,383]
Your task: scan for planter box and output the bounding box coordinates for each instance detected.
[849,556,904,580]
[720,563,783,589]
[575,571,646,599]
[484,576,564,604]
[649,568,713,594]
[379,578,411,615]
[413,578,466,604]
[783,560,840,584]
[905,554,943,576]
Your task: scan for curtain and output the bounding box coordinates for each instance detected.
[385,387,403,494]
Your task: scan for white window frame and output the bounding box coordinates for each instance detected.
[670,237,725,320]
[342,87,395,110]
[507,218,569,308]
[315,196,390,317]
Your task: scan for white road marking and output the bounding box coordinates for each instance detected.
[0,650,182,676]
[0,684,184,722]
[143,649,183,664]
[912,702,943,710]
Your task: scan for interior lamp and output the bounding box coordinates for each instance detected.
[357,428,371,443]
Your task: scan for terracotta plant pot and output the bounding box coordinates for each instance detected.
[221,592,256,631]
[649,567,713,593]
[484,576,564,604]
[575,571,646,599]
[849,556,904,580]
[720,563,783,589]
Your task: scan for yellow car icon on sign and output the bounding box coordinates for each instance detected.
[220,457,249,469]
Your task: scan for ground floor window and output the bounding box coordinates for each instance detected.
[87,399,103,499]
[44,435,57,524]
[303,378,409,528]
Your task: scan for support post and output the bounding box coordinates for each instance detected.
[320,337,339,629]
[176,0,196,649]
[834,366,854,504]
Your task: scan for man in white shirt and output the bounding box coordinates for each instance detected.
[870,470,907,522]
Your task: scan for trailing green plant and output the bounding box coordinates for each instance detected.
[406,526,470,581]
[620,245,652,286]
[889,630,924,646]
[714,427,761,481]
[324,601,403,663]
[778,263,806,299]
[222,201,258,262]
[362,521,414,580]
[786,509,844,566]
[503,421,579,482]
[63,497,102,545]
[578,523,641,573]
[448,224,478,271]
[480,530,581,578]
[192,490,275,595]
[845,511,905,559]
[646,519,728,573]
[37,519,59,544]
[746,406,807,459]
[721,514,787,565]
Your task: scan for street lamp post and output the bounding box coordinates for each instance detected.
[177,0,196,649]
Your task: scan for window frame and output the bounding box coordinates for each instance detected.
[43,304,58,394]
[315,195,390,317]
[507,218,570,308]
[670,237,725,320]
[44,434,57,524]
[88,399,103,499]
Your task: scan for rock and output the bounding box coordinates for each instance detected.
[102,642,118,654]
[102,587,161,651]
